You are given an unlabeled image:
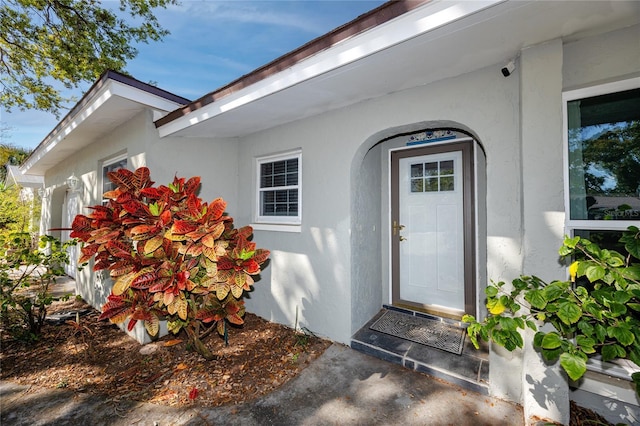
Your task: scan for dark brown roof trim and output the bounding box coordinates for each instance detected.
[155,0,430,128]
[26,70,191,162]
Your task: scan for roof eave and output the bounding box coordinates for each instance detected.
[156,0,503,138]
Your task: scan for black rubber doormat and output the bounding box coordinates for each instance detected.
[370,310,465,355]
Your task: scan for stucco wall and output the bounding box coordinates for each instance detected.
[520,39,568,425]
[234,61,523,349]
[148,136,240,215]
[563,24,640,90]
[43,110,153,309]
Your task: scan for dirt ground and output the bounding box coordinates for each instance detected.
[0,298,615,425]
[1,298,331,408]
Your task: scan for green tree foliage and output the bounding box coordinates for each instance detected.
[579,120,640,196]
[1,0,176,116]
[464,226,640,396]
[1,142,31,181]
[0,183,39,247]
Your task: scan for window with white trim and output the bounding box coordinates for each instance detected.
[255,150,301,225]
[564,78,640,236]
[563,78,640,375]
[101,154,127,205]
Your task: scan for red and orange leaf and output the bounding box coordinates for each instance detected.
[253,249,270,264]
[94,259,111,271]
[230,284,244,298]
[209,198,227,221]
[215,283,230,300]
[106,240,132,259]
[163,291,175,306]
[113,272,135,295]
[143,235,164,255]
[184,176,201,196]
[144,314,160,336]
[133,167,153,190]
[177,297,188,321]
[216,257,235,270]
[102,188,122,200]
[108,168,135,191]
[227,313,244,325]
[140,187,162,199]
[127,318,138,332]
[196,308,224,323]
[109,261,135,278]
[148,277,170,293]
[171,220,197,235]
[243,259,260,274]
[202,246,218,261]
[130,268,159,289]
[98,301,132,322]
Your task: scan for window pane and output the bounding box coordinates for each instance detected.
[440,160,454,175]
[411,163,423,178]
[424,162,438,177]
[411,179,423,193]
[260,175,272,188]
[286,172,298,186]
[425,177,438,192]
[286,158,298,173]
[440,176,454,191]
[273,174,286,187]
[567,88,640,221]
[103,158,127,195]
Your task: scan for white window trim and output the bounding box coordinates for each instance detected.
[253,149,302,230]
[562,76,640,233]
[562,77,640,377]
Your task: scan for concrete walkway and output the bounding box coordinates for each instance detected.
[1,343,523,426]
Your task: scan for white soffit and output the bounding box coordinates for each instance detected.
[22,80,185,175]
[158,0,640,140]
[157,0,504,138]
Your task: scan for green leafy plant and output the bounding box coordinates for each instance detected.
[70,167,270,360]
[464,226,640,396]
[0,233,72,341]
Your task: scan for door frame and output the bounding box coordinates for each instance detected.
[390,139,476,318]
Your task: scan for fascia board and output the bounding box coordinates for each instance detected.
[21,80,184,174]
[158,0,505,138]
[108,81,187,114]
[20,81,116,174]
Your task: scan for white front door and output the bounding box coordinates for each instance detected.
[391,141,475,317]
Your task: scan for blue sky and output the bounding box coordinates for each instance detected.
[1,0,385,150]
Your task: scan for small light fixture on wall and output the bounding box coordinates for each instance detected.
[67,173,80,192]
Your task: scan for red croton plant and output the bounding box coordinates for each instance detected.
[70,167,269,360]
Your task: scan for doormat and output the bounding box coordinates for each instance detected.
[370,310,465,355]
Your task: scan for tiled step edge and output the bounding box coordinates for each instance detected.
[351,338,490,396]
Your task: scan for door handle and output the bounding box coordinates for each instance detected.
[392,221,405,236]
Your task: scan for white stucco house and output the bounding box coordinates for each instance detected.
[19,1,640,423]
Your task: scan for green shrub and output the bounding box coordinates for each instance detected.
[464,226,640,396]
[0,233,72,341]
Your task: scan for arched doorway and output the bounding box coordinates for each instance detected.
[351,126,488,392]
[351,126,487,332]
